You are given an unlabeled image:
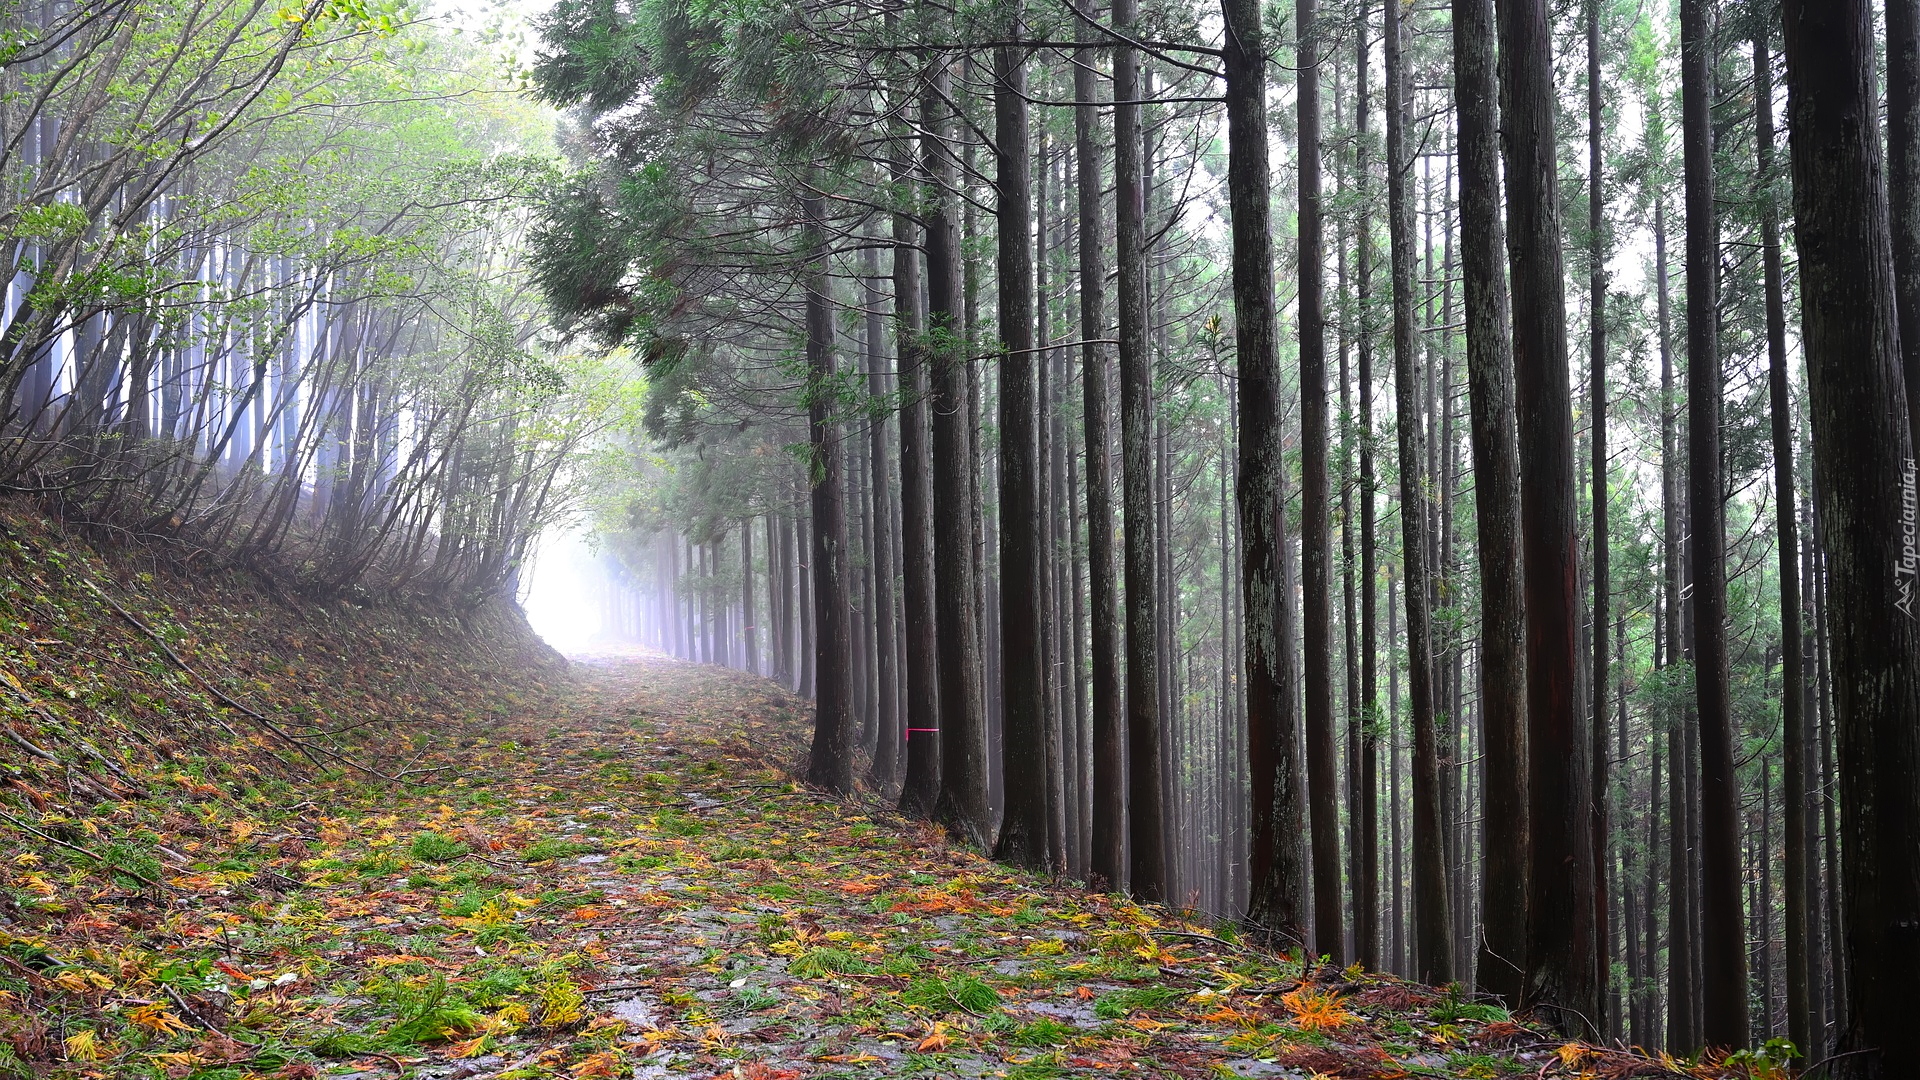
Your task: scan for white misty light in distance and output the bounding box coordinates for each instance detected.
[520,525,605,655]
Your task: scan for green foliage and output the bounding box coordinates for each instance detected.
[902,973,1000,1015]
[443,885,506,918]
[1007,1017,1077,1047]
[1093,987,1185,1019]
[9,204,88,243]
[521,838,593,862]
[409,833,470,863]
[1726,1037,1801,1075]
[730,984,778,1011]
[788,947,868,978]
[652,811,705,837]
[354,851,405,876]
[380,975,482,1046]
[1430,995,1510,1025]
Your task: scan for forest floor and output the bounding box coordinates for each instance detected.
[1,638,1773,1080]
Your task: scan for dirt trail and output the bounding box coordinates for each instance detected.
[9,654,1696,1079]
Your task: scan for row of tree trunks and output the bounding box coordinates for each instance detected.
[1780,1,1920,1075]
[735,6,1920,1069]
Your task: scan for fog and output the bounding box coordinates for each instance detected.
[518,523,616,656]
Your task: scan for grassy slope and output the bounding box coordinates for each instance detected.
[0,506,1768,1079]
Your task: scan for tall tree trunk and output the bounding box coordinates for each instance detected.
[1452,0,1528,1005]
[699,541,713,664]
[1297,0,1344,963]
[775,517,792,679]
[924,54,991,846]
[1780,2,1920,1074]
[1388,561,1404,974]
[1040,149,1070,874]
[1618,615,1641,1042]
[1223,0,1305,944]
[1336,40,1363,963]
[1753,18,1809,1055]
[1679,0,1748,1048]
[1803,505,1830,1045]
[1760,765,1774,1036]
[866,246,901,786]
[1814,511,1847,1036]
[1656,199,1696,1054]
[1354,6,1381,972]
[1385,0,1451,984]
[742,520,758,676]
[802,192,854,795]
[799,501,816,697]
[1586,0,1612,1033]
[1494,0,1597,1032]
[1116,0,1167,901]
[851,427,872,736]
[992,21,1047,871]
[1646,720,1664,1049]
[1890,0,1920,455]
[1076,19,1126,891]
[895,188,940,816]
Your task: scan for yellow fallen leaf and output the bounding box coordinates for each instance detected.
[571,1050,623,1077]
[126,1003,192,1036]
[62,1029,104,1062]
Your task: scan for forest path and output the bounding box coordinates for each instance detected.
[289,654,1581,1080]
[37,654,1658,1079]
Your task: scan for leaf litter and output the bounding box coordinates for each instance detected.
[0,643,1775,1079]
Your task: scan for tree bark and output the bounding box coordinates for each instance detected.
[1753,18,1810,1056]
[924,53,992,846]
[1074,15,1125,892]
[1297,0,1343,963]
[1586,0,1612,1032]
[1678,0,1748,1048]
[1656,198,1696,1055]
[893,86,940,817]
[1385,0,1451,984]
[991,20,1048,871]
[865,245,901,787]
[1116,0,1167,901]
[1223,0,1305,945]
[1354,7,1381,972]
[1780,2,1920,1074]
[801,192,854,795]
[1494,0,1597,1032]
[1889,0,1920,456]
[742,519,758,676]
[1452,0,1528,1005]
